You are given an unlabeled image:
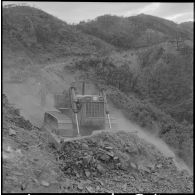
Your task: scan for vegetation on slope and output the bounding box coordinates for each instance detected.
[3,5,114,68]
[69,55,193,169]
[179,21,193,36]
[136,45,193,124]
[77,14,192,49]
[72,42,193,125]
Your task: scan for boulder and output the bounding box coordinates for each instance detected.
[96,164,105,174]
[21,182,27,191]
[82,155,91,165]
[9,128,16,136]
[113,156,119,160]
[96,186,101,191]
[119,161,129,171]
[99,153,110,162]
[81,143,89,150]
[77,183,84,190]
[104,146,113,150]
[156,164,163,169]
[86,186,94,193]
[130,162,137,169]
[41,180,50,187]
[138,164,150,173]
[122,183,127,191]
[84,170,91,177]
[106,151,115,157]
[5,146,13,153]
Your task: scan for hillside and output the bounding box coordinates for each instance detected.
[2,94,193,193]
[3,5,114,69]
[76,14,193,126]
[77,14,193,49]
[3,4,193,190]
[68,52,193,169]
[179,21,193,35]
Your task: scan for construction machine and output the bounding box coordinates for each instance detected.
[43,81,112,148]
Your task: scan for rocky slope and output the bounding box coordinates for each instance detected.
[3,94,63,193]
[2,94,193,193]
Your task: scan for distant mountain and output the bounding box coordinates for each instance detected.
[3,6,192,69]
[180,21,193,30]
[3,5,114,68]
[179,21,193,36]
[77,14,193,49]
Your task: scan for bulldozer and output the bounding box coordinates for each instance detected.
[43,81,112,148]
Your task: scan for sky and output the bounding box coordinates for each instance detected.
[3,2,194,24]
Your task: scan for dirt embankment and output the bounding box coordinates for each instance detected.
[3,94,65,193]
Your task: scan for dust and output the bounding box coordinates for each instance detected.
[3,77,57,127]
[3,66,81,127]
[109,104,192,174]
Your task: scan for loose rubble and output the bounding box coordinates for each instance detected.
[57,131,193,193]
[2,94,193,193]
[58,131,166,177]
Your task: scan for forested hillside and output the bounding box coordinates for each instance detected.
[179,21,193,36]
[3,5,114,68]
[77,14,193,49]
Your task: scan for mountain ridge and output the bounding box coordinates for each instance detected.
[77,13,193,49]
[3,5,115,68]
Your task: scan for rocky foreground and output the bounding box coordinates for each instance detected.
[58,131,193,193]
[2,94,193,193]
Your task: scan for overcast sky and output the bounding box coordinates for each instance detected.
[3,2,194,24]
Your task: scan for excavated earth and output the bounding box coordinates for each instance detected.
[2,94,193,193]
